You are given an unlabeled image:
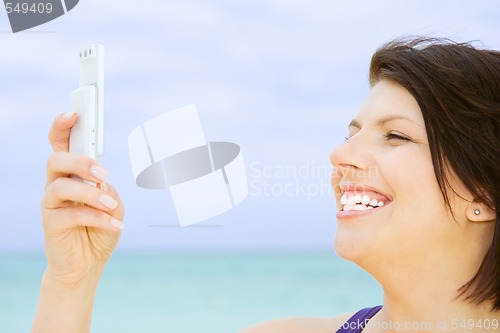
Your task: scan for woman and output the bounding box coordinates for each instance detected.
[32,37,500,333]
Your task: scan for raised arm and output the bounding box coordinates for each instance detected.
[32,112,125,333]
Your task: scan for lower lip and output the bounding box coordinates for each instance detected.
[336,203,391,220]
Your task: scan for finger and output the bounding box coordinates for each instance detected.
[43,205,124,232]
[46,152,109,186]
[44,177,119,212]
[48,112,78,152]
[100,182,125,221]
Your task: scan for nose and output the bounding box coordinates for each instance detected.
[329,131,375,183]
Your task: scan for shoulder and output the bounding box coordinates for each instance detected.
[238,312,355,333]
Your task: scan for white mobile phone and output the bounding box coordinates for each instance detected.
[69,44,105,160]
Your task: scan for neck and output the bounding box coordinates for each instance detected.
[370,289,498,333]
[356,217,498,332]
[362,259,499,332]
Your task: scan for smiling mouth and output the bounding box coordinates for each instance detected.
[341,192,386,211]
[338,183,392,212]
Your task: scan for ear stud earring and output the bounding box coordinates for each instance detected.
[474,209,480,215]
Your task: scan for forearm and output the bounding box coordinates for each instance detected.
[31,269,102,333]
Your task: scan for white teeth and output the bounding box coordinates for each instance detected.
[340,192,388,212]
[347,195,357,205]
[343,204,374,211]
[353,204,367,210]
[344,204,371,211]
[342,203,378,212]
[354,194,362,204]
[341,193,347,205]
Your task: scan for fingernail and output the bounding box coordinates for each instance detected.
[110,218,124,230]
[100,182,109,193]
[90,165,109,182]
[99,194,118,210]
[62,112,75,119]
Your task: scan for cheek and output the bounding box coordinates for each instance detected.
[388,151,437,197]
[381,146,446,235]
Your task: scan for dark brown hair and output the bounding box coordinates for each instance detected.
[369,37,500,309]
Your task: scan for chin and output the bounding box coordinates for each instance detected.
[334,232,363,262]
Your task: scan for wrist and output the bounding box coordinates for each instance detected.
[32,268,103,333]
[44,263,105,290]
[42,269,102,294]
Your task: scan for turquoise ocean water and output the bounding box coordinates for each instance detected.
[0,252,382,333]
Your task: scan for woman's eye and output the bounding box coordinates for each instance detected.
[384,132,412,142]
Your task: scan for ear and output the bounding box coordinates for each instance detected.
[466,201,496,223]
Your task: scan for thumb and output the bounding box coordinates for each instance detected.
[48,112,79,152]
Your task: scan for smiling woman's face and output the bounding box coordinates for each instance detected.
[329,80,480,271]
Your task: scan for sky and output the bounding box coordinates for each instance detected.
[0,0,499,252]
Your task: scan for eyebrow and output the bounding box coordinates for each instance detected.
[348,115,423,129]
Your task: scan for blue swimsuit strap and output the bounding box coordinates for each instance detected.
[335,305,383,333]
